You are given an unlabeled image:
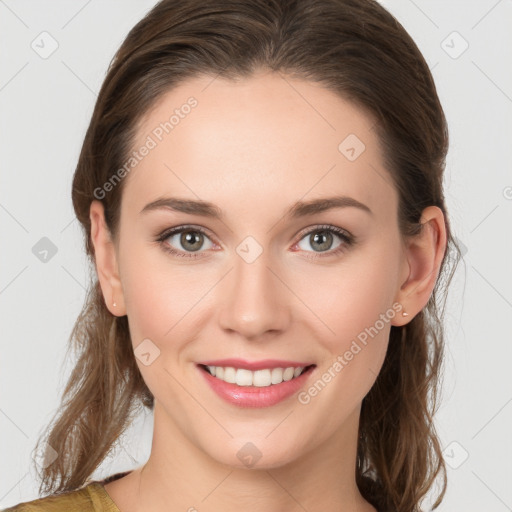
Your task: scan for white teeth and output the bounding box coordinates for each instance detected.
[223,366,236,384]
[271,368,283,384]
[205,365,307,387]
[283,367,295,381]
[235,369,253,386]
[253,369,271,387]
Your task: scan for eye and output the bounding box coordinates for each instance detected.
[156,223,355,260]
[294,224,354,258]
[156,225,215,258]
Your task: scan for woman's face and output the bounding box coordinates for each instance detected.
[95,70,411,468]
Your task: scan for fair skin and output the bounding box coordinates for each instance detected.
[90,70,446,512]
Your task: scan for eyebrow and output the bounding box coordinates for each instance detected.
[140,195,373,219]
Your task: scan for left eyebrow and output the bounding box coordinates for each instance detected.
[286,196,373,218]
[139,195,373,219]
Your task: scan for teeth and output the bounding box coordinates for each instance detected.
[236,368,253,386]
[224,367,236,384]
[205,365,306,387]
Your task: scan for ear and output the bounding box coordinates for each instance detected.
[392,205,447,326]
[89,200,126,316]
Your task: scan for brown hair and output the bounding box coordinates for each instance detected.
[33,1,462,510]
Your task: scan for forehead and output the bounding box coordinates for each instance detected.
[122,71,397,222]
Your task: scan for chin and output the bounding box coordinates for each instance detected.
[204,436,304,471]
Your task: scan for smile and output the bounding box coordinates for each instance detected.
[202,364,312,387]
[197,360,316,408]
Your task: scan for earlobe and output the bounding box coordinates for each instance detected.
[392,206,447,326]
[89,200,126,316]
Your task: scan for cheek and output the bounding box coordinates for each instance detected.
[298,266,396,426]
[292,237,401,405]
[118,242,211,401]
[119,240,207,345]
[298,240,400,344]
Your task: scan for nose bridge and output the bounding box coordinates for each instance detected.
[217,243,290,339]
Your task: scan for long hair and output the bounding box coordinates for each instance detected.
[33,1,462,510]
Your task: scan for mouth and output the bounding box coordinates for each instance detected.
[198,363,316,387]
[196,361,317,408]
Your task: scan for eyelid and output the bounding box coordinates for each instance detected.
[156,223,355,258]
[294,223,352,242]
[156,224,218,250]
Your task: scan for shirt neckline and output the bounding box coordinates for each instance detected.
[88,482,122,512]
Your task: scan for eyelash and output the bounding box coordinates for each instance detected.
[155,224,355,260]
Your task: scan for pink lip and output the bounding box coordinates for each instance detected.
[197,363,316,408]
[198,358,314,371]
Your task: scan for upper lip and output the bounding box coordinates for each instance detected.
[198,358,315,371]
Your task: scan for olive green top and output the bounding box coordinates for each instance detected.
[1,473,129,512]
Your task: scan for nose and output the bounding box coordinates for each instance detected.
[217,250,291,341]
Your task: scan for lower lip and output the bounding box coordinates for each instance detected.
[198,365,315,408]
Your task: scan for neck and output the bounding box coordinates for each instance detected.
[125,402,376,512]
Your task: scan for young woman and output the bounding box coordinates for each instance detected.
[3,0,461,511]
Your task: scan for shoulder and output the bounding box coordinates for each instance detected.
[1,482,119,512]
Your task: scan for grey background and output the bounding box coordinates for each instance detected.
[1,0,511,510]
